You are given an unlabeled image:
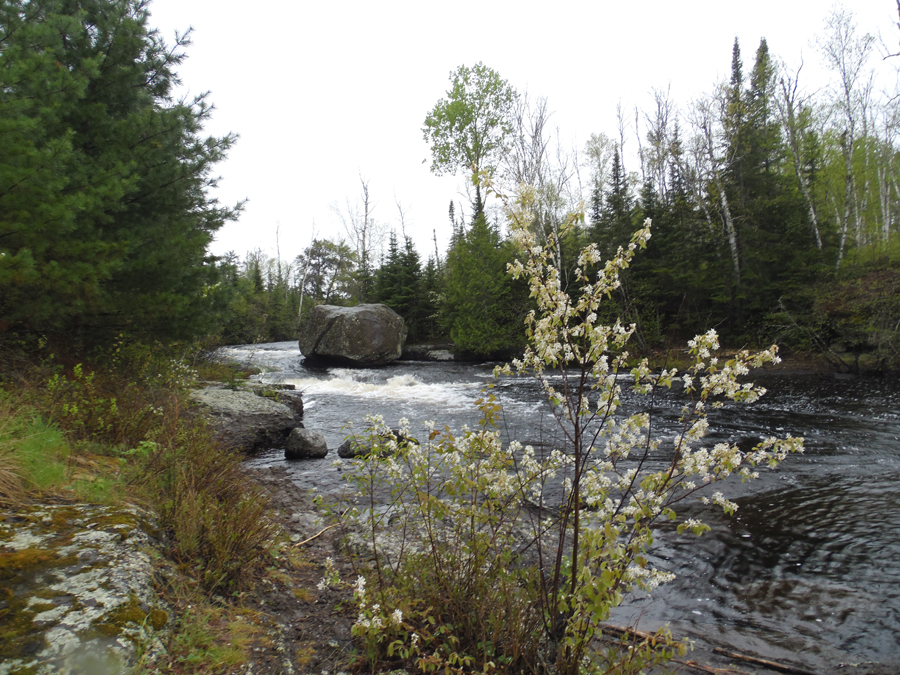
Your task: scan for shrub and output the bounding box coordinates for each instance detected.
[335,185,804,675]
[2,337,276,593]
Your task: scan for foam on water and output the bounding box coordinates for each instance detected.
[279,371,477,409]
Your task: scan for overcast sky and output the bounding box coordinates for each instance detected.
[146,0,898,263]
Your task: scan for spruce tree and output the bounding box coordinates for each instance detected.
[589,148,633,258]
[441,214,526,357]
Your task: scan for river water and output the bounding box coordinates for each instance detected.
[221,341,900,672]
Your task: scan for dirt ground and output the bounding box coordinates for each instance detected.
[233,466,361,675]
[230,466,895,675]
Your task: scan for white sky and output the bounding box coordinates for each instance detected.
[147,0,898,263]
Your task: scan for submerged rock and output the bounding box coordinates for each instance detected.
[298,304,407,367]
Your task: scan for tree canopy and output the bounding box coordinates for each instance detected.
[422,63,518,217]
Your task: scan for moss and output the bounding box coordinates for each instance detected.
[91,512,141,529]
[0,597,41,660]
[4,664,39,675]
[148,608,169,631]
[47,508,76,530]
[291,587,313,602]
[90,598,167,639]
[0,549,57,580]
[91,601,146,638]
[31,588,65,600]
[27,602,56,614]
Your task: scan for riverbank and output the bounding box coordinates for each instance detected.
[241,465,898,675]
[3,337,897,674]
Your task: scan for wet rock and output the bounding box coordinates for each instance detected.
[0,504,169,674]
[399,343,456,361]
[298,304,407,367]
[336,430,415,458]
[190,386,298,452]
[285,429,328,460]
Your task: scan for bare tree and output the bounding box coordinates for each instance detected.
[502,92,580,278]
[331,174,385,301]
[817,6,876,265]
[776,61,824,249]
[583,131,616,196]
[690,91,741,286]
[616,101,629,178]
[395,196,412,239]
[642,86,674,201]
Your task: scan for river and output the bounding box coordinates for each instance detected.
[219,341,900,672]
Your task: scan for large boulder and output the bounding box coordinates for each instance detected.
[298,304,407,367]
[190,387,299,452]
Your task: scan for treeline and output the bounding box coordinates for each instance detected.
[2,0,897,368]
[220,9,899,367]
[216,211,526,354]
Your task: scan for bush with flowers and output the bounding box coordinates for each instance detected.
[328,185,804,674]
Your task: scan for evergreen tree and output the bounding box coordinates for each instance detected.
[0,0,238,341]
[374,233,435,342]
[589,147,633,258]
[441,214,527,357]
[419,256,442,341]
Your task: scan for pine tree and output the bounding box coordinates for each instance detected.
[0,0,238,341]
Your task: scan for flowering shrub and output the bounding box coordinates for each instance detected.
[336,185,804,674]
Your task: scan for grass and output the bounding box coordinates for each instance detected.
[0,392,128,507]
[0,336,290,672]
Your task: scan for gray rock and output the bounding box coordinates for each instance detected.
[190,387,298,452]
[399,343,457,361]
[0,504,169,675]
[298,304,407,367]
[337,429,416,458]
[285,428,328,460]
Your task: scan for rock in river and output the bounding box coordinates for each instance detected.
[285,428,328,460]
[337,429,416,458]
[298,304,407,367]
[190,386,300,452]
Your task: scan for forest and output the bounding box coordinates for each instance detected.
[215,14,900,370]
[1,0,898,370]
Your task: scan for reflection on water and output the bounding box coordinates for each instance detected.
[223,342,900,671]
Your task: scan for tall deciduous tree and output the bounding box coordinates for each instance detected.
[423,62,518,217]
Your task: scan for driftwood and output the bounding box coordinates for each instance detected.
[599,624,819,675]
[712,648,819,675]
[292,523,339,548]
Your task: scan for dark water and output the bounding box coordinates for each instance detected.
[223,342,900,671]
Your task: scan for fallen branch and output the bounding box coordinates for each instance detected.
[292,523,339,547]
[712,648,818,675]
